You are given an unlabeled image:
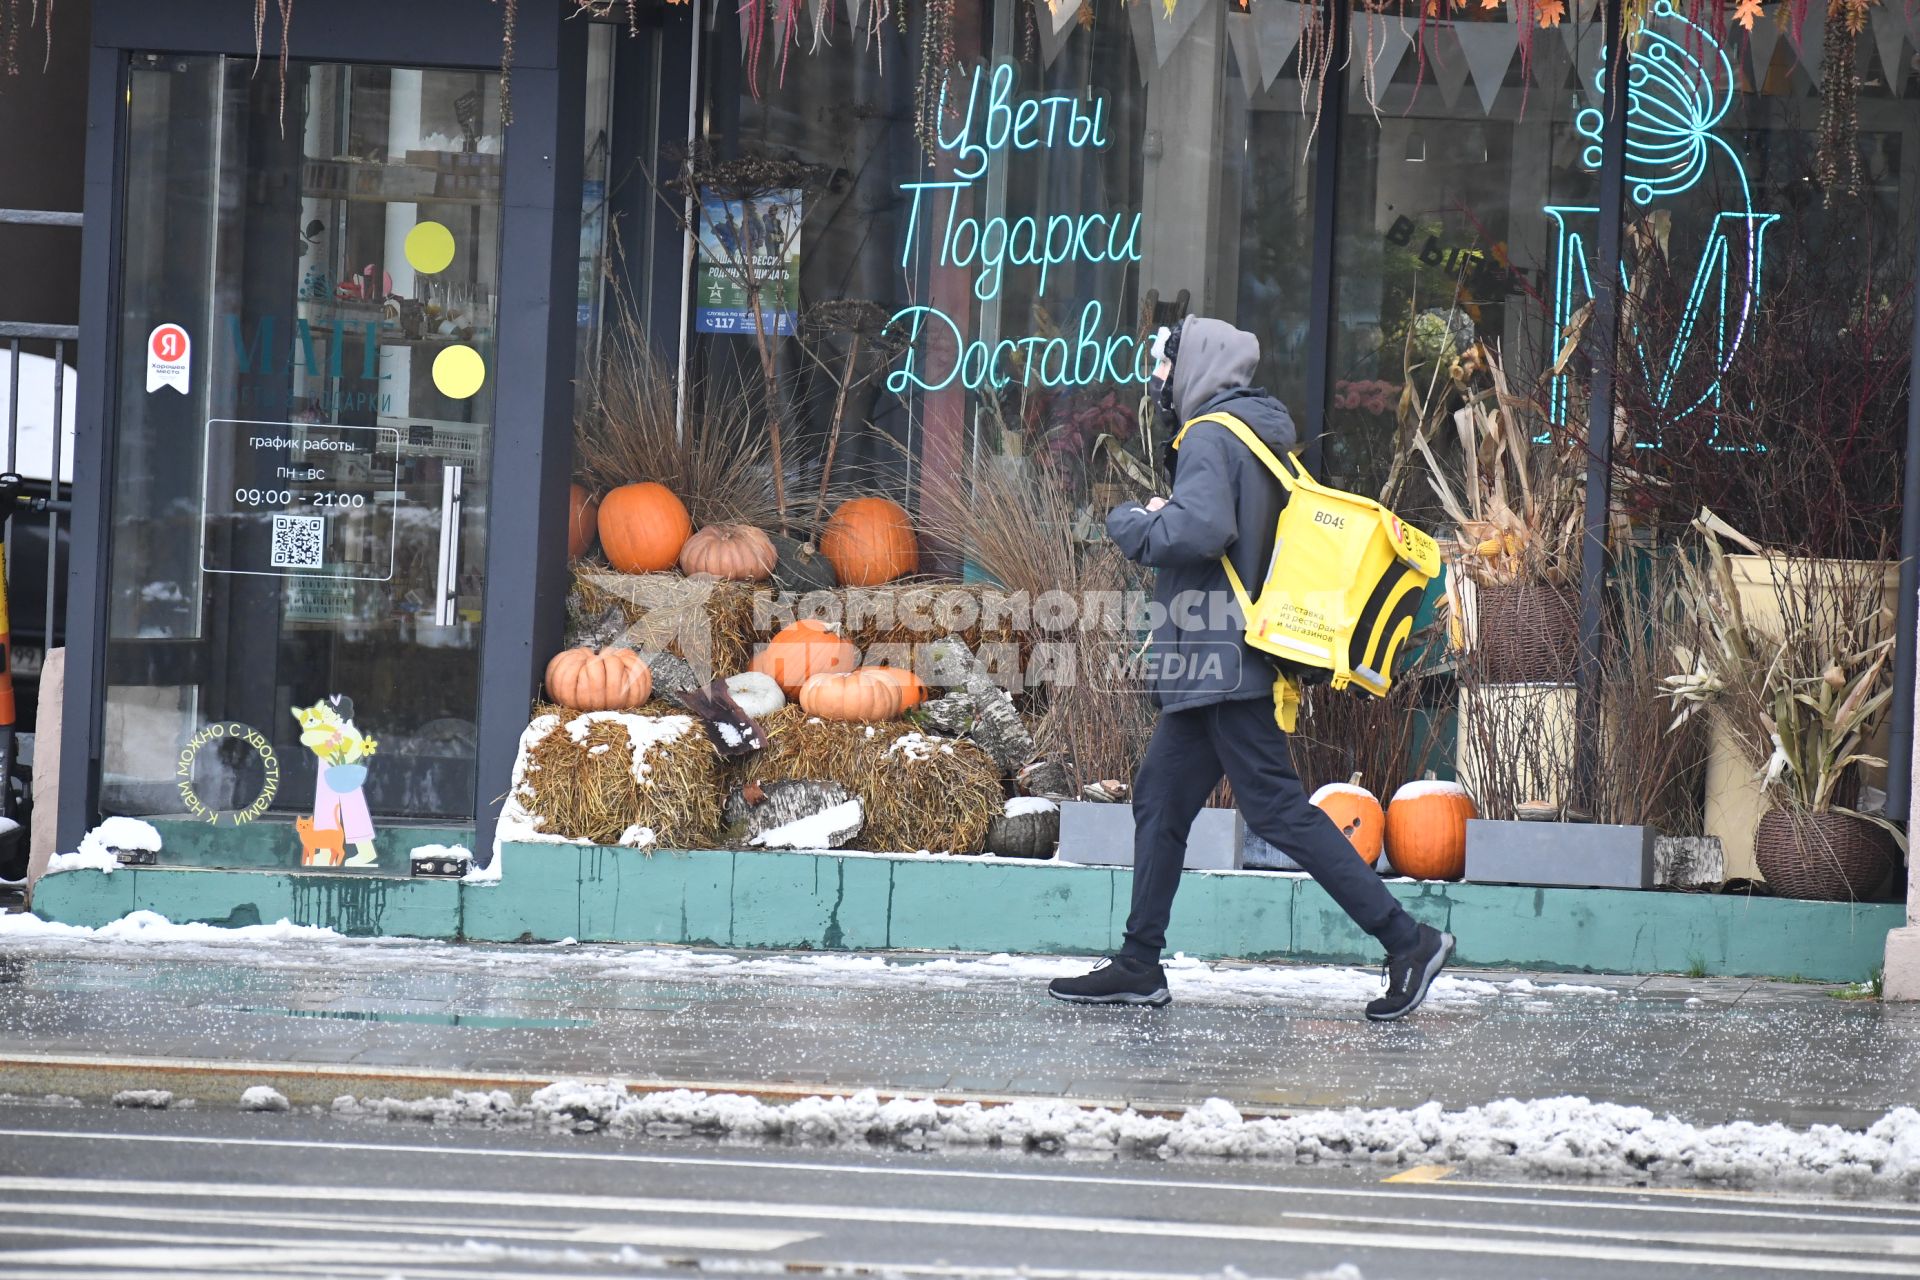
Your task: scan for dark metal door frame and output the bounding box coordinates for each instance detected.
[59,0,588,860]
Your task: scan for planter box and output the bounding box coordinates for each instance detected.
[1056,802,1244,871]
[1465,818,1657,889]
[1244,829,1301,871]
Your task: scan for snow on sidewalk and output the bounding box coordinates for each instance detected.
[329,1082,1920,1195]
[0,910,1612,1009]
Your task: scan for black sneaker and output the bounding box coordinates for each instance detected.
[1366,925,1456,1022]
[1048,955,1172,1007]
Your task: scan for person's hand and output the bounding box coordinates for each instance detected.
[1145,496,1168,512]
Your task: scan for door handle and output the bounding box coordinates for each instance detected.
[434,464,464,626]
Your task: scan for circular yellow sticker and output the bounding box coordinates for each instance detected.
[404,221,456,274]
[432,345,486,400]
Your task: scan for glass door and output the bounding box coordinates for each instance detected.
[101,54,502,870]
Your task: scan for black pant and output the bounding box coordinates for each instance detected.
[1121,694,1422,961]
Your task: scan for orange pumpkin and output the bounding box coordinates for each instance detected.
[545,647,653,711]
[748,619,860,696]
[819,496,918,587]
[680,523,777,581]
[1310,774,1385,866]
[597,482,692,574]
[863,665,929,710]
[799,670,902,722]
[1385,779,1476,880]
[567,483,599,560]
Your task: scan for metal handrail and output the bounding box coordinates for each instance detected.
[0,209,82,228]
[0,323,79,341]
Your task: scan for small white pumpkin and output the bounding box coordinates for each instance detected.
[724,671,786,721]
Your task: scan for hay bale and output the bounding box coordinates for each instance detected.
[573,568,761,678]
[751,706,1002,853]
[513,703,722,848]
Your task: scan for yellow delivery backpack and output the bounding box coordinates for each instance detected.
[1172,412,1441,724]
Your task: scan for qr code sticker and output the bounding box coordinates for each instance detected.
[270,514,325,569]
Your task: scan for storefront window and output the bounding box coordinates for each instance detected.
[691,2,1319,524]
[1611,0,1915,558]
[103,55,503,856]
[1325,12,1602,512]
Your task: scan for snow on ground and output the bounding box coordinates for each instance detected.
[0,911,1616,1009]
[110,1089,174,1109]
[1,909,351,947]
[410,844,472,865]
[52,817,165,874]
[329,1083,1920,1195]
[240,1086,291,1113]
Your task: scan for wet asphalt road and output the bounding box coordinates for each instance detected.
[3,1102,1919,1280]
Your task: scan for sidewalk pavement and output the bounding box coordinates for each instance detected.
[2,914,1916,1130]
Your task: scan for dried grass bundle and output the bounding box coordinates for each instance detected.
[1664,513,1899,831]
[920,454,1157,790]
[575,292,782,531]
[1402,340,1585,597]
[1455,553,1709,829]
[1287,630,1446,796]
[520,704,723,849]
[573,569,763,678]
[750,706,1003,853]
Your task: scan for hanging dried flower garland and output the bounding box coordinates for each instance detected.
[0,0,1888,180]
[0,0,53,76]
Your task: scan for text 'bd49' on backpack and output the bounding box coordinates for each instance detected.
[1171,411,1441,730]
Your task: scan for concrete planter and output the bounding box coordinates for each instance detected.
[1056,802,1244,871]
[1465,818,1657,889]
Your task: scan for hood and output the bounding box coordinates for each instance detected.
[1170,317,1262,426]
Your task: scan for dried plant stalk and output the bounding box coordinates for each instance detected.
[1457,551,1708,830]
[920,453,1157,791]
[575,288,782,532]
[1663,514,1900,836]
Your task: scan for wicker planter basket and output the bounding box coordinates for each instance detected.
[1472,581,1579,684]
[1753,806,1898,901]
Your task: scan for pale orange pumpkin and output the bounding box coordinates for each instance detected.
[1384,779,1476,880]
[863,665,929,710]
[799,670,902,722]
[545,647,653,711]
[680,523,777,581]
[819,496,918,587]
[597,482,692,574]
[567,483,599,561]
[1310,774,1386,866]
[748,619,860,696]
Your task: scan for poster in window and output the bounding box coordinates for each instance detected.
[695,189,801,336]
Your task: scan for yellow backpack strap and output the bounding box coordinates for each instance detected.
[1168,411,1301,616]
[1272,672,1301,733]
[1172,411,1302,493]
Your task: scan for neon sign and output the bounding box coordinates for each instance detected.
[1545,0,1776,442]
[887,63,1150,395]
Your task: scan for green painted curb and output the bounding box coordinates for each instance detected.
[29,846,1904,983]
[146,818,471,877]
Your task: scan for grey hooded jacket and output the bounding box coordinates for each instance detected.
[1106,317,1298,712]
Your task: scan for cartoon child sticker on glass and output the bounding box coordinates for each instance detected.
[292,695,379,868]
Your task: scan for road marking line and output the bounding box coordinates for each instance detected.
[0,1176,1914,1275]
[1383,1165,1456,1183]
[5,1125,1915,1228]
[0,1203,814,1251]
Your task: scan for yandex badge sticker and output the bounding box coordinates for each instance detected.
[146,323,191,394]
